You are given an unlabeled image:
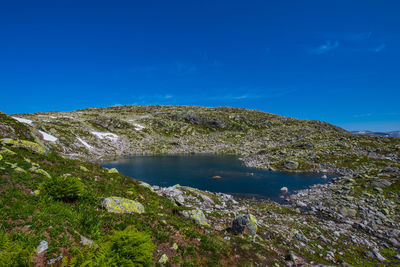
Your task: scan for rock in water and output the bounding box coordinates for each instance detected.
[212,175,222,179]
[180,208,209,226]
[283,160,299,170]
[231,214,257,236]
[280,187,288,193]
[322,174,327,179]
[102,197,145,214]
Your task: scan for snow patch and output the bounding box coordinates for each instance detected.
[12,117,33,125]
[39,130,58,142]
[77,137,93,150]
[133,123,145,130]
[91,131,118,141]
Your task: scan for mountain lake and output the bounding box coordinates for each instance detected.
[101,154,332,203]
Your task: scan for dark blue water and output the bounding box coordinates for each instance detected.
[101,155,331,202]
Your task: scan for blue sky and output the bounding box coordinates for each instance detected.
[1,1,399,131]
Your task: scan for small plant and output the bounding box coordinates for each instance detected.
[68,227,155,267]
[0,232,33,267]
[41,175,84,201]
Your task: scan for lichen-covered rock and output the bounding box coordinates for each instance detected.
[35,168,51,178]
[180,208,209,226]
[158,254,168,264]
[231,214,257,236]
[283,160,299,170]
[80,166,88,172]
[107,168,119,174]
[0,148,16,156]
[1,138,46,155]
[14,167,26,173]
[140,181,154,192]
[102,197,145,214]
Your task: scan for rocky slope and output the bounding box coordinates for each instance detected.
[1,106,400,266]
[9,105,400,175]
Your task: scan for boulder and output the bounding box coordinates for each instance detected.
[108,168,119,174]
[283,160,299,170]
[231,214,257,236]
[280,187,288,193]
[0,148,16,156]
[158,254,168,264]
[36,240,48,254]
[180,208,209,226]
[212,175,222,179]
[1,138,46,155]
[80,166,88,172]
[102,197,145,214]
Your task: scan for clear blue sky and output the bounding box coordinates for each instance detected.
[1,1,399,131]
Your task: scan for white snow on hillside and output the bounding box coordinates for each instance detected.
[77,137,93,150]
[12,117,33,125]
[39,130,58,142]
[91,131,118,141]
[133,123,145,130]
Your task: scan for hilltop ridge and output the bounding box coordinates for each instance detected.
[8,105,400,175]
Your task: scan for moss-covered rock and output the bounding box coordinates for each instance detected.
[107,168,119,174]
[79,166,88,172]
[231,214,258,236]
[181,208,209,226]
[0,148,16,156]
[102,197,145,214]
[1,138,46,155]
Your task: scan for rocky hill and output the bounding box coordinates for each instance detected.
[9,105,400,175]
[1,107,400,266]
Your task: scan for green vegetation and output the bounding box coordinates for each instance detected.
[41,176,84,202]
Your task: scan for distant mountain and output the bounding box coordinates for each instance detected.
[351,130,400,138]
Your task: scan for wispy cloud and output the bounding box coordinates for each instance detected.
[310,41,339,55]
[207,93,265,101]
[369,43,386,53]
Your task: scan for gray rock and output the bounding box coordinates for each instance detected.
[231,214,257,236]
[373,248,386,262]
[283,160,299,170]
[36,240,48,254]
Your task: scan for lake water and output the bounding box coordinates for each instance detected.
[101,154,331,202]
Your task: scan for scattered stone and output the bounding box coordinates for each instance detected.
[283,160,299,170]
[108,168,119,174]
[102,197,145,214]
[80,166,88,172]
[172,243,179,250]
[280,187,288,193]
[181,208,209,226]
[36,240,48,254]
[373,248,386,262]
[158,254,168,264]
[140,181,154,192]
[231,214,257,236]
[47,254,63,265]
[80,235,94,246]
[224,236,231,241]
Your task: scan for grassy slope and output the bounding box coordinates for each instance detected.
[1,108,399,266]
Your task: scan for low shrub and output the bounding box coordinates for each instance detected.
[67,227,155,267]
[0,232,33,267]
[41,176,84,201]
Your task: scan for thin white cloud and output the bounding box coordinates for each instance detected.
[369,43,386,53]
[310,41,339,55]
